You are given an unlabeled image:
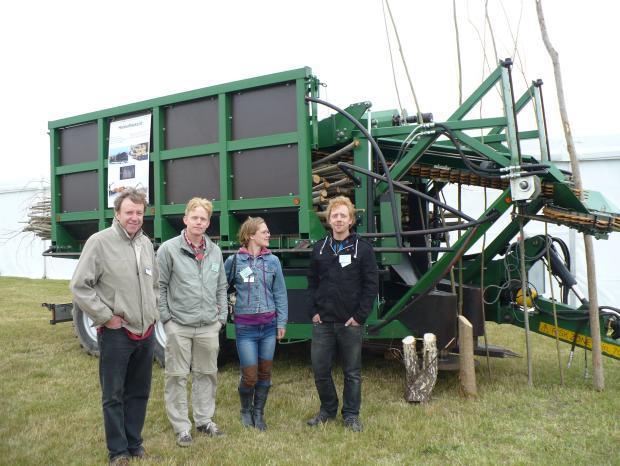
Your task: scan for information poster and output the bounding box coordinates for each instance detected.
[107,114,151,208]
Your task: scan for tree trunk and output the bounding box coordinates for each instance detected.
[458,316,477,397]
[535,0,604,390]
[402,334,438,402]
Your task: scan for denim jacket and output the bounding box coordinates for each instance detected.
[224,248,288,329]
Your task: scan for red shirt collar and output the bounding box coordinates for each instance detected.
[183,230,206,260]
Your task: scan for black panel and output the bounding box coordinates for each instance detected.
[397,290,457,349]
[232,145,298,198]
[61,220,99,242]
[285,289,313,324]
[60,171,99,212]
[231,83,297,140]
[164,214,220,238]
[437,283,485,337]
[164,155,220,204]
[164,98,218,149]
[142,218,154,239]
[232,209,299,236]
[59,123,98,165]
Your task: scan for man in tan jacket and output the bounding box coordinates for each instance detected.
[70,188,159,466]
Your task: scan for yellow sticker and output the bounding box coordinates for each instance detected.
[538,322,620,359]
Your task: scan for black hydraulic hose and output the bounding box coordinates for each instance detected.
[433,122,551,177]
[551,236,571,272]
[521,163,554,171]
[338,161,475,222]
[368,225,480,333]
[359,210,499,238]
[569,321,586,362]
[599,305,620,313]
[521,170,549,177]
[432,123,504,176]
[306,96,402,248]
[551,235,571,303]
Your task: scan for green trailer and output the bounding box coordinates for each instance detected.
[45,60,620,366]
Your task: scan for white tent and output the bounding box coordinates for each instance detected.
[0,179,76,280]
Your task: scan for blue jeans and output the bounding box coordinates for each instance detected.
[235,320,276,388]
[311,322,363,419]
[98,327,154,460]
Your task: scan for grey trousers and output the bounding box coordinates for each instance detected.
[163,320,220,433]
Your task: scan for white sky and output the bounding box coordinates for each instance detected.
[1,0,619,185]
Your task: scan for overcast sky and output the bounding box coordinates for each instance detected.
[2,0,619,185]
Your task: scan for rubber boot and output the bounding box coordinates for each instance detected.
[238,386,254,427]
[252,385,270,431]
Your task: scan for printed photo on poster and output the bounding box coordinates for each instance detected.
[107,114,152,207]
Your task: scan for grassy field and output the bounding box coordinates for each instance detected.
[0,276,618,465]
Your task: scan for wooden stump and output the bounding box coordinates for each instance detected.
[458,315,477,397]
[402,333,438,403]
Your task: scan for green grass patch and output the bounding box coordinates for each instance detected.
[0,277,618,465]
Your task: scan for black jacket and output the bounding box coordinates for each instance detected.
[307,233,379,324]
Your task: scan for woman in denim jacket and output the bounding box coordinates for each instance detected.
[224,217,287,431]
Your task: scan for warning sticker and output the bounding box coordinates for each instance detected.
[538,322,620,359]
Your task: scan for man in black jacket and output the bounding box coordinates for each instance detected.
[306,196,379,432]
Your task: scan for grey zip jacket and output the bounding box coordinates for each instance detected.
[70,219,159,335]
[157,230,228,327]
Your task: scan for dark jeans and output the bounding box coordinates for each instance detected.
[98,328,154,460]
[311,322,362,419]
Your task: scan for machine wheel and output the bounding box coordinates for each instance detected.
[218,327,234,367]
[154,321,167,367]
[72,305,229,368]
[73,303,167,365]
[154,321,233,368]
[72,303,99,357]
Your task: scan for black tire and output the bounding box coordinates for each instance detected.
[72,303,99,357]
[218,327,234,367]
[154,321,166,367]
[73,303,167,365]
[154,322,234,369]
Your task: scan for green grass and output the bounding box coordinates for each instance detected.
[0,276,618,465]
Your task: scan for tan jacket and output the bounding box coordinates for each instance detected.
[70,219,159,335]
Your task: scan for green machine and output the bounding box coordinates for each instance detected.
[46,60,620,364]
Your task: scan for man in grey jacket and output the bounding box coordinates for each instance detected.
[157,197,228,447]
[70,188,159,466]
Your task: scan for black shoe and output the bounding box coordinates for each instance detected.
[253,385,270,431]
[109,455,130,466]
[238,386,255,427]
[197,421,226,437]
[129,447,162,462]
[344,416,363,432]
[306,412,335,427]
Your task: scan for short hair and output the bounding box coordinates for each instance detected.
[113,187,147,212]
[325,196,356,227]
[185,197,213,218]
[238,216,266,247]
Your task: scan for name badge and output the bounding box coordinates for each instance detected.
[339,254,351,267]
[145,267,152,276]
[211,262,220,272]
[240,266,253,279]
[243,276,255,283]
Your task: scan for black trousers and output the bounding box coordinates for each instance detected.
[98,327,154,460]
[311,322,363,419]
